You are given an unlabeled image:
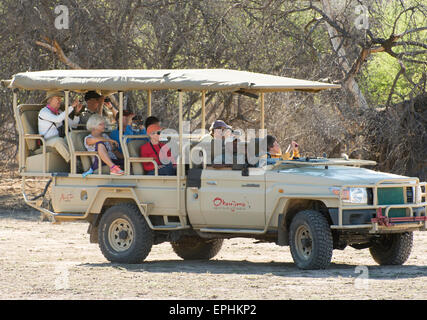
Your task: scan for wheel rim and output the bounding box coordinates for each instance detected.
[108,218,134,252]
[295,224,313,260]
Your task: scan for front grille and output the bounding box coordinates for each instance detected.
[367,188,374,205]
[406,187,414,203]
[377,187,406,218]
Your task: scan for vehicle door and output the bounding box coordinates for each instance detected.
[197,167,266,228]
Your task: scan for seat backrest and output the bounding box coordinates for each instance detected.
[128,139,148,175]
[70,130,92,171]
[189,141,213,167]
[247,137,267,166]
[18,104,44,151]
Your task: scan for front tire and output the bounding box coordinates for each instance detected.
[98,203,153,263]
[369,232,413,265]
[289,210,333,270]
[171,237,223,260]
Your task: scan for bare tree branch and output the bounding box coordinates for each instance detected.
[386,60,405,108]
[35,38,82,69]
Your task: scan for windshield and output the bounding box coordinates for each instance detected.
[267,157,377,170]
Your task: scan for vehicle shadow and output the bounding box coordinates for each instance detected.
[79,259,427,280]
[0,208,40,221]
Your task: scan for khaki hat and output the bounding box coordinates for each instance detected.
[43,90,64,104]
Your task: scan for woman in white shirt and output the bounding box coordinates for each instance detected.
[38,91,82,162]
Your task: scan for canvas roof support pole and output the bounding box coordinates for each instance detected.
[12,89,23,172]
[201,90,206,134]
[177,90,184,214]
[64,90,73,174]
[147,90,152,116]
[118,91,125,174]
[179,90,184,176]
[260,92,265,131]
[64,90,69,134]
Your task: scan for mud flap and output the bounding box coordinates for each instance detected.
[277,214,288,246]
[87,214,101,243]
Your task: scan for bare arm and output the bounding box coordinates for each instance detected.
[85,135,118,147]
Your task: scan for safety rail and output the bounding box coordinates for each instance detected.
[121,134,158,176]
[120,134,184,218]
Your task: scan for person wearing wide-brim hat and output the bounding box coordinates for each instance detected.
[42,90,65,104]
[37,90,83,163]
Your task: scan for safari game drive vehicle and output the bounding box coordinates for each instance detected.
[2,69,426,269]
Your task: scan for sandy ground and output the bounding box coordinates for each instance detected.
[0,177,426,300]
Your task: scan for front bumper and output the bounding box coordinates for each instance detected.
[329,207,427,233]
[329,179,426,233]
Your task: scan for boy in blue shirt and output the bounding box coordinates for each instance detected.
[109,110,147,153]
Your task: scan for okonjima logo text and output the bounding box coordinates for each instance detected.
[213,197,247,212]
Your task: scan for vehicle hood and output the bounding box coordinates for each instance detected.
[275,166,414,186]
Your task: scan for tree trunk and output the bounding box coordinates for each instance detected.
[320,0,368,110]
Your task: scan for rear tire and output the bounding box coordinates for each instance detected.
[289,210,333,270]
[171,237,223,260]
[369,232,413,265]
[98,203,153,264]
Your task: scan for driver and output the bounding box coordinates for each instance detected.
[265,135,300,165]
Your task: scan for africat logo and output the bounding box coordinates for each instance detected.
[213,197,247,212]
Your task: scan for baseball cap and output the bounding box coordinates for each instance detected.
[147,124,163,135]
[84,91,103,101]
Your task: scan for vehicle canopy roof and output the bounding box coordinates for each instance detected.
[4,69,340,93]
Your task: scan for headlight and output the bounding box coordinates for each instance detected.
[330,187,368,204]
[347,188,368,204]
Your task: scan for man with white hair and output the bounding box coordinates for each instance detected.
[38,90,82,162]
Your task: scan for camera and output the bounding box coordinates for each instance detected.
[104,97,111,103]
[133,115,144,125]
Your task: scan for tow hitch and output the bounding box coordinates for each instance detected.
[371,207,427,227]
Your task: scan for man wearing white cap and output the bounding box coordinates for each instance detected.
[38,91,82,162]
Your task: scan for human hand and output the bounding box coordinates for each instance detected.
[109,139,119,147]
[291,141,299,150]
[104,99,113,110]
[72,98,83,113]
[126,114,135,126]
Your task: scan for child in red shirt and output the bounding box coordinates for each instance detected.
[140,124,176,175]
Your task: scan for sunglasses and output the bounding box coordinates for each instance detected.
[151,131,162,135]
